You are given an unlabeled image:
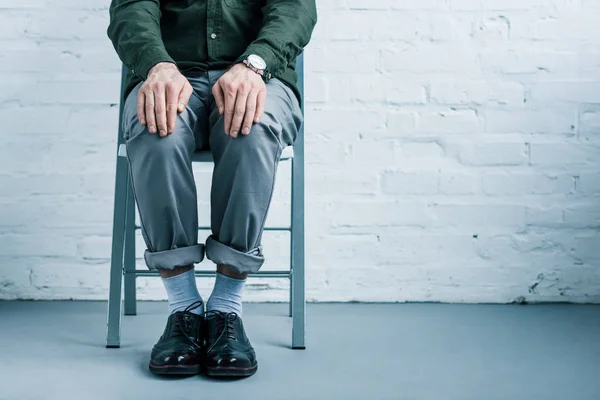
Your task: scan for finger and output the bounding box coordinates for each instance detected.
[221,80,238,135]
[255,89,266,123]
[212,83,225,116]
[230,86,249,138]
[166,83,179,134]
[145,91,157,134]
[154,84,168,137]
[178,82,193,113]
[137,89,147,125]
[242,91,257,135]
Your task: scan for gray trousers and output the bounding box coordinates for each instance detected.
[122,70,303,274]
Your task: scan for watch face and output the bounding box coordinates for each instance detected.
[248,54,266,70]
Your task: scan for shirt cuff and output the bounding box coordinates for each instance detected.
[133,47,176,80]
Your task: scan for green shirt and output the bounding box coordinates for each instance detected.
[107,0,317,102]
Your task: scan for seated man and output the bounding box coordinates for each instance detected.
[107,0,316,378]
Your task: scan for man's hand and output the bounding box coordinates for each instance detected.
[138,62,193,137]
[212,63,267,138]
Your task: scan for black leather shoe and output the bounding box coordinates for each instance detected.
[203,311,258,377]
[149,301,205,375]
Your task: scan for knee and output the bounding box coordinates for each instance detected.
[225,125,282,164]
[126,121,194,164]
[123,88,195,161]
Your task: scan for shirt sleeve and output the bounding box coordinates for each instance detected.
[236,0,317,77]
[107,0,175,80]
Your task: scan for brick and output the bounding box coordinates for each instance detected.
[348,0,448,10]
[431,203,527,228]
[307,169,379,196]
[328,74,426,104]
[381,171,439,195]
[429,14,472,41]
[577,174,600,195]
[471,16,510,40]
[305,136,349,165]
[311,109,386,136]
[450,0,549,10]
[0,139,116,174]
[417,109,481,134]
[331,201,432,227]
[76,236,111,260]
[399,142,445,158]
[328,11,432,41]
[387,112,417,136]
[396,141,450,170]
[308,234,381,266]
[484,109,577,135]
[318,43,380,73]
[0,12,32,39]
[564,204,600,228]
[29,264,110,299]
[483,173,574,196]
[529,143,600,166]
[392,0,448,10]
[0,198,112,229]
[480,49,578,75]
[0,233,78,258]
[459,142,528,166]
[45,0,110,9]
[430,81,524,106]
[569,233,600,260]
[386,80,427,105]
[439,172,480,194]
[0,263,31,300]
[530,81,600,104]
[305,74,329,103]
[30,10,110,40]
[382,44,479,73]
[346,139,397,166]
[579,106,600,139]
[531,15,600,41]
[526,206,564,227]
[0,106,70,134]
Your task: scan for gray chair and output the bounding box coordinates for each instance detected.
[106,55,306,349]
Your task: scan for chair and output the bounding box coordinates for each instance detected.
[106,55,306,349]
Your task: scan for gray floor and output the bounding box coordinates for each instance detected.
[0,302,599,400]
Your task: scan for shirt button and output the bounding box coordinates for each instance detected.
[210,33,217,39]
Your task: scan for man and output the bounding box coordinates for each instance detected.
[107,0,316,378]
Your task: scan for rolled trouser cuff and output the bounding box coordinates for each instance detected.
[144,244,205,270]
[205,235,264,274]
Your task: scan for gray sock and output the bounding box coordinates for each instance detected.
[161,268,204,315]
[207,272,246,316]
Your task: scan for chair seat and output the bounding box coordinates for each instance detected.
[118,144,294,162]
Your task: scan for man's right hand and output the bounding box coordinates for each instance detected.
[138,62,193,137]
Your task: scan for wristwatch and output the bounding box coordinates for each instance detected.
[242,54,272,83]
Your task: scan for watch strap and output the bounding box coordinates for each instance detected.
[242,58,271,83]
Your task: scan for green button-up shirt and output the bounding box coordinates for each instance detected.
[107,0,317,102]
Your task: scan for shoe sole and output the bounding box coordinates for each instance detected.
[204,363,258,378]
[149,363,202,375]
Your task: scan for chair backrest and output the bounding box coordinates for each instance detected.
[116,55,305,148]
[295,53,305,150]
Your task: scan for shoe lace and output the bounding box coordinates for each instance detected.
[172,300,204,350]
[204,311,238,349]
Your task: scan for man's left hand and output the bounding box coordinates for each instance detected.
[212,63,267,138]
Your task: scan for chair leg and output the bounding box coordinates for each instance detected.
[290,157,306,350]
[106,157,130,348]
[289,270,294,318]
[123,175,137,316]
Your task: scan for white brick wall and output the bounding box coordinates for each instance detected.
[0,0,599,303]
